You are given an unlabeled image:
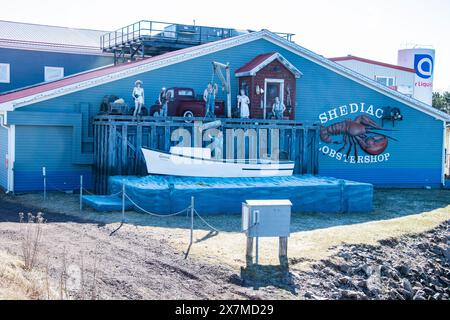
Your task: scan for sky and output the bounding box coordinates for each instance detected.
[1,0,449,92]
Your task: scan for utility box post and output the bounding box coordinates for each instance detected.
[245,236,253,266]
[242,200,292,267]
[279,237,288,269]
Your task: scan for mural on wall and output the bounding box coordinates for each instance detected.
[318,103,398,164]
[235,52,301,120]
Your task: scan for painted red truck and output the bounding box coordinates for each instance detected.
[149,87,225,119]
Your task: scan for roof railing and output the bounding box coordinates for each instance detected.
[100,20,295,51]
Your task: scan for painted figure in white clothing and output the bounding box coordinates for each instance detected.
[132,80,145,117]
[237,89,250,118]
[272,97,286,120]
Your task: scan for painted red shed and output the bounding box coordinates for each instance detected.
[235,52,302,119]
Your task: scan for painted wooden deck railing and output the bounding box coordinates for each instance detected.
[93,115,320,194]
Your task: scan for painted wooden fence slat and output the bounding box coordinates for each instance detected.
[121,125,128,175]
[136,125,143,174]
[302,127,309,174]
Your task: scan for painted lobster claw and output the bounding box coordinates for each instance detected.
[320,126,333,143]
[320,115,395,158]
[354,115,382,129]
[355,135,388,155]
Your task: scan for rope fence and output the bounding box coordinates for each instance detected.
[124,194,189,218]
[194,209,222,233]
[41,167,223,257]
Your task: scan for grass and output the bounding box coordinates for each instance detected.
[0,250,55,300]
[0,208,100,300]
[19,212,45,271]
[5,188,450,272]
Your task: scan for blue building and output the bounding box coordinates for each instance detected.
[0,20,114,93]
[0,29,449,192]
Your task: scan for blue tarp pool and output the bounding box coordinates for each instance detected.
[101,175,373,215]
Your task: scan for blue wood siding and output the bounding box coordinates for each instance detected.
[0,125,7,190]
[0,47,113,93]
[14,125,92,191]
[7,111,93,164]
[14,38,445,188]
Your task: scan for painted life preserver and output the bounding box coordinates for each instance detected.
[390,107,402,121]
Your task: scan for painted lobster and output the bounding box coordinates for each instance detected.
[320,115,397,157]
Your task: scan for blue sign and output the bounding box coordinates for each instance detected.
[414,54,433,79]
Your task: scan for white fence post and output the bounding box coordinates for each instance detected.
[79,175,83,213]
[43,167,47,201]
[190,196,194,246]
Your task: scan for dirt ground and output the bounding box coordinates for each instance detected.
[0,188,449,299]
[0,196,277,299]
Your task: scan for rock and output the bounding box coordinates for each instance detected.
[390,289,405,300]
[361,264,373,277]
[413,291,427,300]
[357,280,367,288]
[419,273,428,282]
[340,289,367,300]
[339,264,351,274]
[351,264,373,277]
[431,245,444,256]
[397,288,413,300]
[380,264,389,276]
[322,267,336,276]
[304,291,325,300]
[438,276,449,286]
[417,243,429,250]
[338,276,351,285]
[423,287,435,295]
[443,246,450,262]
[389,269,401,281]
[397,265,410,277]
[340,253,352,260]
[331,292,341,299]
[402,279,413,293]
[432,293,441,300]
[412,286,423,293]
[413,281,423,289]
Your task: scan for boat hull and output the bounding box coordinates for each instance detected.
[141,148,294,178]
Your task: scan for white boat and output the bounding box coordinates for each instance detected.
[141,147,294,178]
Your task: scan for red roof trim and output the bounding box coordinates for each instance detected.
[329,55,415,73]
[235,52,277,73]
[0,37,233,104]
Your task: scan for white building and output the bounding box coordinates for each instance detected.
[330,55,415,97]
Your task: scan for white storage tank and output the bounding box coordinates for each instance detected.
[398,47,435,105]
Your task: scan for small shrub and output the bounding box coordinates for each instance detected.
[19,212,45,271]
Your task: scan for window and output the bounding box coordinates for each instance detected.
[0,63,10,83]
[167,89,175,100]
[375,76,395,87]
[177,89,194,97]
[44,66,64,82]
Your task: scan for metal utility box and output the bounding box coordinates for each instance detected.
[242,200,292,238]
